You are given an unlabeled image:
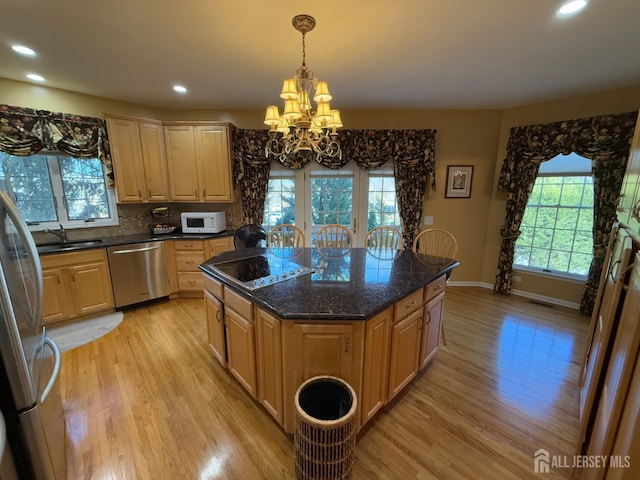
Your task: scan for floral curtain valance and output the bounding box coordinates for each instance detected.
[0,104,113,186]
[232,128,437,246]
[494,110,637,314]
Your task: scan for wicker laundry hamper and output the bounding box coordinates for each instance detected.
[294,376,358,480]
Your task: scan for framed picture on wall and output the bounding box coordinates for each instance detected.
[445,165,474,198]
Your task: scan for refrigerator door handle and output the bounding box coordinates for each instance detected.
[0,191,43,328]
[40,337,61,403]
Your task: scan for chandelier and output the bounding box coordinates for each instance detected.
[264,14,342,163]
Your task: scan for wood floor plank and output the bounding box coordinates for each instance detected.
[60,286,588,479]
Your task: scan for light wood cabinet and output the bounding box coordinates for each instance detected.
[282,321,364,433]
[420,292,444,370]
[360,308,391,427]
[105,115,170,203]
[174,240,205,295]
[204,287,226,366]
[164,123,234,203]
[40,249,114,324]
[618,111,640,234]
[256,308,283,424]
[387,308,423,402]
[208,236,235,257]
[224,288,257,398]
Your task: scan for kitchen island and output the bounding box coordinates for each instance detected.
[199,247,458,433]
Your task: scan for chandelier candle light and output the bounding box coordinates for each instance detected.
[264,14,343,163]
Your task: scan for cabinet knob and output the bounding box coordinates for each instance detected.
[138,189,142,197]
[194,189,198,198]
[203,189,206,198]
[148,189,152,198]
[344,334,350,353]
[406,300,416,308]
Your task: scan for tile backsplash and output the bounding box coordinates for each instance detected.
[31,202,241,243]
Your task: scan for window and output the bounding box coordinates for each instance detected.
[263,163,399,247]
[367,171,400,231]
[514,153,593,278]
[262,169,296,231]
[0,151,118,230]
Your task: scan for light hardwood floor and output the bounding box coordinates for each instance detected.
[60,286,588,479]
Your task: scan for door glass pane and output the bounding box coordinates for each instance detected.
[0,152,57,223]
[367,174,400,230]
[58,157,111,220]
[263,177,296,231]
[310,176,353,243]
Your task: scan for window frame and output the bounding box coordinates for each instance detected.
[513,157,594,280]
[0,151,119,232]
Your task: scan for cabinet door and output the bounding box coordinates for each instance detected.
[164,125,199,201]
[420,292,444,370]
[139,122,170,201]
[225,308,257,398]
[387,308,422,402]
[208,237,234,257]
[41,267,74,324]
[68,261,114,316]
[282,322,363,433]
[361,309,391,427]
[256,308,283,424]
[106,117,145,202]
[204,290,226,366]
[195,125,234,202]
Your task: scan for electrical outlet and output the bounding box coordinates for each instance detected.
[513,275,522,282]
[424,216,433,225]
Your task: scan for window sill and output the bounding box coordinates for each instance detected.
[514,266,587,283]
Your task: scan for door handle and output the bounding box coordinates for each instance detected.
[112,245,160,254]
[40,337,61,403]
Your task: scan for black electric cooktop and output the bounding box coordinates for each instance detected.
[212,253,314,290]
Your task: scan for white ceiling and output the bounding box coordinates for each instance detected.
[1,0,639,111]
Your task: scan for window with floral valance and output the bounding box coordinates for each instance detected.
[232,128,437,248]
[0,104,113,186]
[495,110,637,314]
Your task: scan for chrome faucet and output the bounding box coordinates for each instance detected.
[43,224,68,243]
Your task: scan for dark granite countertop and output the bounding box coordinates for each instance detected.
[36,230,236,255]
[199,247,458,321]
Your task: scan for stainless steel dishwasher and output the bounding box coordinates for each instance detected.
[107,241,169,308]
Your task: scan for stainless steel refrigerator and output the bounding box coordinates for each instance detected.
[0,191,66,479]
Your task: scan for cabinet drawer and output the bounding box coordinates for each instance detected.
[225,287,253,321]
[425,275,446,302]
[393,288,424,323]
[203,273,223,299]
[178,272,203,291]
[176,251,204,271]
[175,240,204,251]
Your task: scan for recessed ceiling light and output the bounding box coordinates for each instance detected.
[11,45,37,56]
[173,85,188,94]
[557,0,589,17]
[26,73,46,82]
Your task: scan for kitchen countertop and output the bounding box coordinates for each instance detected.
[36,230,236,255]
[199,247,458,320]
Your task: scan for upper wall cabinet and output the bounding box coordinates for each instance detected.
[105,114,170,203]
[163,123,234,203]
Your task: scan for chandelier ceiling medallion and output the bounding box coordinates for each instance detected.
[264,14,342,163]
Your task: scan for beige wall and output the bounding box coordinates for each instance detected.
[3,77,640,304]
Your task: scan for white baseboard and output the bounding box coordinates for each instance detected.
[447,280,581,310]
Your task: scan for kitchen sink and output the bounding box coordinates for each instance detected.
[36,239,103,253]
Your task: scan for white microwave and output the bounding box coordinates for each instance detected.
[181,212,227,234]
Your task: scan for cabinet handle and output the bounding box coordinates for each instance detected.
[216,310,222,322]
[203,189,206,198]
[406,300,416,308]
[434,283,442,290]
[55,274,61,285]
[138,189,142,198]
[344,334,350,353]
[184,243,193,248]
[70,272,76,282]
[426,311,431,325]
[185,260,195,265]
[194,189,198,198]
[148,189,152,198]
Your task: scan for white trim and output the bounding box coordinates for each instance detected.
[447,280,581,310]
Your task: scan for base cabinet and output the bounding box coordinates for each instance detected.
[360,309,391,426]
[205,289,226,365]
[420,292,444,369]
[225,308,257,398]
[256,308,283,424]
[387,309,423,402]
[40,249,114,324]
